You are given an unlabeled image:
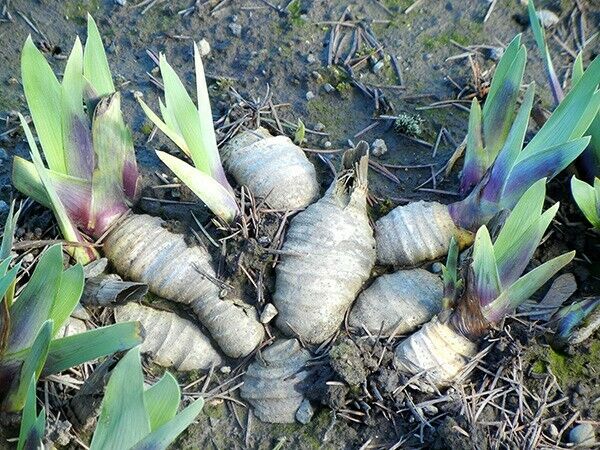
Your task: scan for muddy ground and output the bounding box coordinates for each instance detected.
[1,0,599,449]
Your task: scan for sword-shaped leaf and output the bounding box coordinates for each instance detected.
[527,0,564,105]
[49,264,85,335]
[129,398,204,450]
[4,321,52,412]
[460,99,484,194]
[571,177,600,228]
[144,372,180,431]
[21,37,65,174]
[90,347,150,450]
[6,245,63,354]
[471,227,501,306]
[62,37,94,181]
[17,377,45,450]
[83,14,115,97]
[156,150,238,223]
[42,321,144,376]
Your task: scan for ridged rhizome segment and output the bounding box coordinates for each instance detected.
[394,313,478,386]
[273,149,376,344]
[221,127,319,210]
[115,302,223,371]
[349,269,443,335]
[240,339,312,423]
[375,201,473,267]
[103,213,264,358]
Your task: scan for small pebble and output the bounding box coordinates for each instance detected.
[311,71,323,82]
[569,424,596,446]
[295,399,314,424]
[305,91,315,101]
[306,53,316,64]
[314,122,325,132]
[228,23,242,37]
[484,47,504,61]
[537,10,559,28]
[22,253,34,264]
[260,304,278,324]
[323,141,332,149]
[431,262,444,274]
[372,60,385,73]
[114,0,126,5]
[547,423,559,439]
[371,138,388,157]
[220,366,232,374]
[197,39,211,57]
[323,83,335,93]
[422,404,439,416]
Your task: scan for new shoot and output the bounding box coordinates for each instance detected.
[0,206,142,413]
[394,179,575,386]
[12,16,263,358]
[136,43,239,223]
[376,36,600,267]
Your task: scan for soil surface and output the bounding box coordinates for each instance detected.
[1,0,599,449]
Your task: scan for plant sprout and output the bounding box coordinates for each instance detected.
[375,42,600,267]
[395,179,575,385]
[11,17,264,358]
[90,347,204,450]
[12,14,139,264]
[527,0,600,179]
[136,43,239,223]
[16,347,204,450]
[571,176,600,229]
[0,206,142,413]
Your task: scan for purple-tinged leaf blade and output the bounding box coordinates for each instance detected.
[554,297,600,343]
[482,84,535,204]
[18,115,97,263]
[13,157,93,230]
[471,226,501,306]
[501,137,589,210]
[90,93,135,237]
[4,320,52,412]
[62,37,94,181]
[524,55,600,156]
[482,46,527,161]
[6,245,63,354]
[460,99,485,195]
[483,251,575,323]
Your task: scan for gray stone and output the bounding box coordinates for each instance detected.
[306,53,316,64]
[372,60,385,73]
[228,23,242,37]
[295,399,314,424]
[0,148,8,160]
[305,91,315,101]
[371,138,388,157]
[537,10,559,28]
[197,39,211,57]
[260,303,278,324]
[323,83,335,93]
[569,424,596,446]
[431,262,444,274]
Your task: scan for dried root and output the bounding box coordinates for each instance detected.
[394,312,477,386]
[273,146,376,344]
[103,213,264,358]
[114,302,223,371]
[240,339,312,423]
[375,201,473,267]
[349,269,443,336]
[221,127,319,210]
